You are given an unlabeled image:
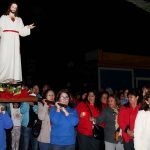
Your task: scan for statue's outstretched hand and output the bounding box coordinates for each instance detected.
[27,23,36,29]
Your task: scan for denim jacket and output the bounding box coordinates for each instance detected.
[20,102,38,127]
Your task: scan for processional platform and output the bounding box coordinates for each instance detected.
[0,83,37,102]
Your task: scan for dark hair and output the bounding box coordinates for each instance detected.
[5,2,18,16]
[124,89,141,107]
[108,94,119,106]
[42,83,51,90]
[78,89,88,102]
[87,90,102,111]
[43,89,55,99]
[99,90,109,100]
[141,91,150,111]
[127,89,139,97]
[56,89,73,108]
[12,102,21,108]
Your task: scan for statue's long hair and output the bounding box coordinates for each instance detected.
[5,2,18,17]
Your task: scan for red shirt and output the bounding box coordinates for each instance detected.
[118,104,140,142]
[76,102,101,136]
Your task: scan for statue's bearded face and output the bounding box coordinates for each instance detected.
[10,3,18,14]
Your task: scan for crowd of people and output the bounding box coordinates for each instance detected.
[0,2,150,150]
[0,83,150,150]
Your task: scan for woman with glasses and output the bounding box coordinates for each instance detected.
[49,89,79,150]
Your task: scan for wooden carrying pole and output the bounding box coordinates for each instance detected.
[0,96,38,102]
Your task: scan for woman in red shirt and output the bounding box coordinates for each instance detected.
[76,90,103,150]
[118,89,141,150]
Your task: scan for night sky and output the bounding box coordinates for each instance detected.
[1,0,150,91]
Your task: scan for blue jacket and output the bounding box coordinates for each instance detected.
[50,106,79,145]
[20,102,38,127]
[0,112,13,150]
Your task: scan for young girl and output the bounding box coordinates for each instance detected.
[10,102,22,150]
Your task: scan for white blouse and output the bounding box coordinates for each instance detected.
[134,110,150,150]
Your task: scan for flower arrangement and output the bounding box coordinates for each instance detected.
[0,83,36,102]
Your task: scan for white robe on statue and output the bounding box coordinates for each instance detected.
[0,15,30,83]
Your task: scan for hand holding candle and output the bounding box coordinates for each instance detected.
[80,112,86,118]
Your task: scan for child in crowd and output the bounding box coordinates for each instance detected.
[10,102,22,150]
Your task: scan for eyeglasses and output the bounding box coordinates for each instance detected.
[60,96,69,100]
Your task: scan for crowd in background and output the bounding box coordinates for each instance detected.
[0,82,150,150]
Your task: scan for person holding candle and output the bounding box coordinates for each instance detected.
[76,90,103,150]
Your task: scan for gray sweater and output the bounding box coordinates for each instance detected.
[96,107,116,143]
[37,102,51,143]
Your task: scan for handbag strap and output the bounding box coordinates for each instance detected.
[86,102,93,117]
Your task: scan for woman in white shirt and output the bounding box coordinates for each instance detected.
[134,91,150,150]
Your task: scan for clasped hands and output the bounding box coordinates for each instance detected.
[89,117,96,124]
[127,129,134,137]
[55,102,69,116]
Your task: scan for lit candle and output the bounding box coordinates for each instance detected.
[81,112,86,117]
